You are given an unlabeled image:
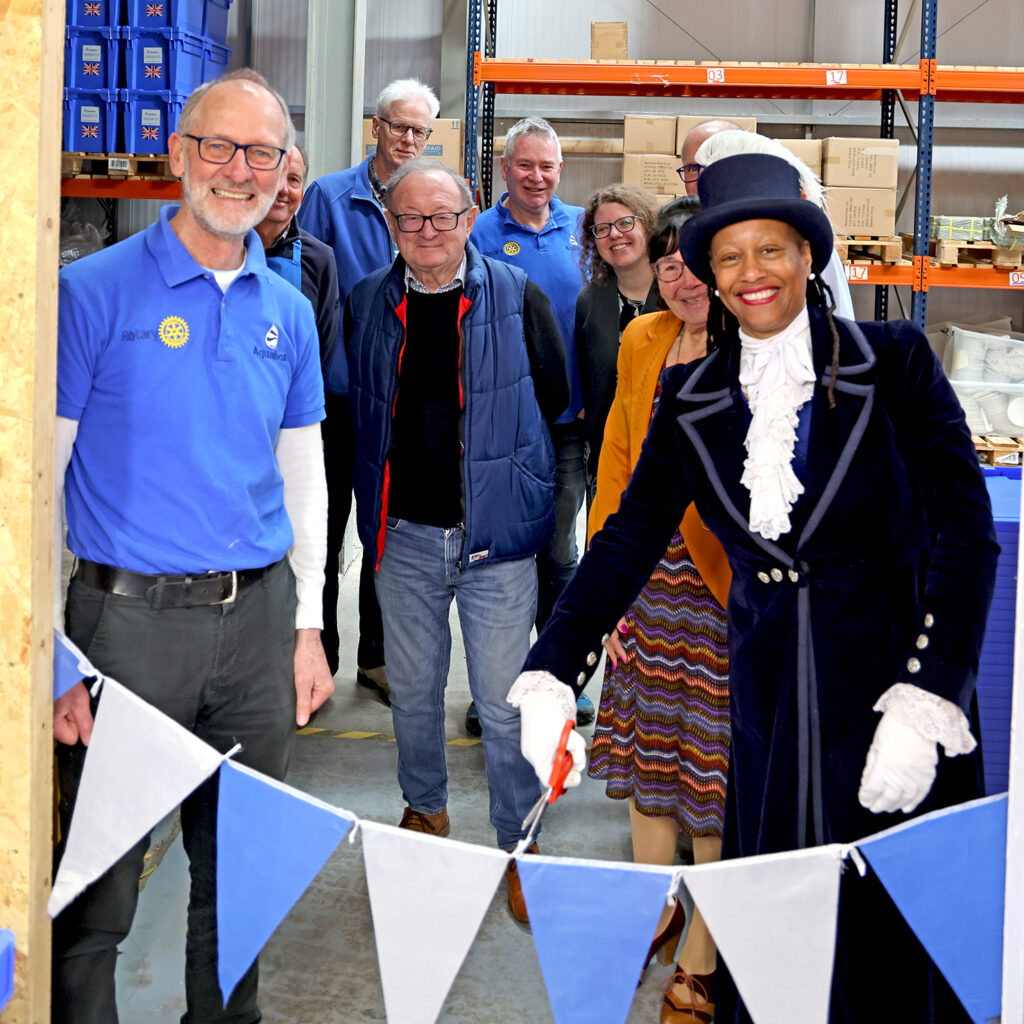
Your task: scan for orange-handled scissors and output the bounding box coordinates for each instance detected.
[521,720,576,833]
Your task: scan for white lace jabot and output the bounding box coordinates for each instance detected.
[738,307,816,540]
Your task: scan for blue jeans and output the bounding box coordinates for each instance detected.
[536,419,587,630]
[374,519,542,848]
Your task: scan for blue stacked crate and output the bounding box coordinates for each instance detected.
[122,0,232,155]
[976,466,1019,796]
[66,0,119,27]
[63,88,120,153]
[64,22,122,153]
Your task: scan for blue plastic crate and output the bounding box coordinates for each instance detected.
[66,0,119,27]
[126,0,204,35]
[63,88,119,153]
[202,38,230,83]
[65,26,121,90]
[976,466,1019,795]
[202,0,232,46]
[124,27,205,92]
[1,929,14,1013]
[123,89,186,154]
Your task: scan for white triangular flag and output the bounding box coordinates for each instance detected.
[681,844,844,1024]
[49,677,225,917]
[361,822,509,1024]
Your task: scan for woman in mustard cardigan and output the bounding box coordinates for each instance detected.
[587,198,730,1024]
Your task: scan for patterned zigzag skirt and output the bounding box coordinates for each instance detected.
[588,529,730,837]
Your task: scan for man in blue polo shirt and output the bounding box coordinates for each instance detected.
[470,115,594,729]
[298,78,439,705]
[51,69,332,1024]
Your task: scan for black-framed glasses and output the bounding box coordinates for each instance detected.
[378,117,433,143]
[393,208,470,233]
[590,215,638,238]
[676,163,703,184]
[651,258,686,282]
[184,134,287,170]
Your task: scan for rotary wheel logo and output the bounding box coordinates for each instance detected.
[158,315,189,349]
[503,241,520,256]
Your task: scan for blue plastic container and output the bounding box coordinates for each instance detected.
[123,89,186,154]
[202,0,232,46]
[66,0,119,28]
[977,465,1020,795]
[123,27,205,92]
[63,88,120,153]
[65,26,121,90]
[202,38,230,83]
[1,929,15,1013]
[125,0,204,35]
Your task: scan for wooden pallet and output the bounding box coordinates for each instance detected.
[62,152,175,180]
[835,234,905,264]
[935,238,1022,269]
[973,434,1024,465]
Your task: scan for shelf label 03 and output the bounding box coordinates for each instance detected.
[706,67,726,83]
[826,69,848,86]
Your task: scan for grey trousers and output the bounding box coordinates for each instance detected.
[53,558,298,1024]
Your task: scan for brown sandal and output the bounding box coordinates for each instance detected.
[659,968,715,1024]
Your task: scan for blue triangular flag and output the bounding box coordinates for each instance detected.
[53,629,98,700]
[517,854,675,1024]
[858,794,1006,1024]
[216,759,355,1004]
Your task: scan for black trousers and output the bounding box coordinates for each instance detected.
[52,559,298,1024]
[321,392,385,676]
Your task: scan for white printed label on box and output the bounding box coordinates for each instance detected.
[81,106,100,123]
[826,69,847,86]
[143,47,164,63]
[1010,270,1024,288]
[706,67,726,83]
[140,109,162,127]
[845,264,868,281]
[81,45,102,61]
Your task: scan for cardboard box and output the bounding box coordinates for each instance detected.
[675,115,756,155]
[778,138,822,176]
[656,194,683,206]
[624,115,677,155]
[591,21,627,60]
[622,153,681,194]
[361,118,464,175]
[822,137,899,188]
[826,187,897,237]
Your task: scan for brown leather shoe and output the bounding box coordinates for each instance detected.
[398,806,450,837]
[506,842,539,924]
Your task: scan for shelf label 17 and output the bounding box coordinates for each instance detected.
[1011,270,1024,288]
[826,69,848,86]
[845,264,869,282]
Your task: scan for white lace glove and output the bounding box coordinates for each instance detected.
[508,672,588,791]
[858,712,938,815]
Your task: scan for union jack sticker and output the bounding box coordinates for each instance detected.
[82,62,100,76]
[141,126,160,141]
[81,125,99,139]
[83,2,101,14]
[146,2,164,15]
[144,64,162,78]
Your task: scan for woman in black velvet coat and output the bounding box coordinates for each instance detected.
[509,154,998,1024]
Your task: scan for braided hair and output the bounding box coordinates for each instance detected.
[704,260,843,408]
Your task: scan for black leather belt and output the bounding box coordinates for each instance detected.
[72,558,281,609]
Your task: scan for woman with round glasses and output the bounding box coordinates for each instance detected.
[587,197,732,1023]
[576,185,662,497]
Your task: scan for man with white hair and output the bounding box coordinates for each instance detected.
[471,115,595,730]
[52,69,331,1023]
[299,78,440,703]
[346,157,569,923]
[686,126,855,318]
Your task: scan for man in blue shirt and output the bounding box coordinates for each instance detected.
[298,78,439,705]
[51,69,332,1024]
[470,115,594,728]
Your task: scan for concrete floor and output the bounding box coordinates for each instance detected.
[114,530,694,1023]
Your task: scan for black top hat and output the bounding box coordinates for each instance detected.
[678,153,834,283]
